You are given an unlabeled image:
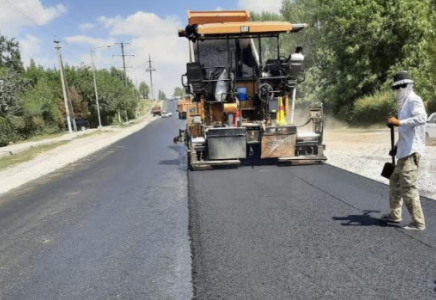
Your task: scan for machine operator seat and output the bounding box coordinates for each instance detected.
[288,53,304,86]
[186,62,207,93]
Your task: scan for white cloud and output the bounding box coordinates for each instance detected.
[238,0,282,13]
[0,0,66,35]
[216,7,223,11]
[96,11,188,96]
[65,35,115,48]
[19,34,41,66]
[98,12,180,37]
[19,34,57,68]
[97,16,122,29]
[79,23,95,31]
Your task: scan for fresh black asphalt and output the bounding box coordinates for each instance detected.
[189,164,436,300]
[0,102,192,300]
[1,100,436,300]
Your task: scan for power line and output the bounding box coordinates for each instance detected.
[2,0,59,39]
[58,0,96,26]
[1,0,90,54]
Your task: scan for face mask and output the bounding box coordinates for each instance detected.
[395,86,408,109]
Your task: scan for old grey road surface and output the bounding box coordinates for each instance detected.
[189,165,436,299]
[0,101,192,300]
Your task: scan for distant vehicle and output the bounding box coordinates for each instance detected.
[426,112,436,145]
[152,106,162,116]
[177,97,192,119]
[161,110,172,118]
[64,118,90,131]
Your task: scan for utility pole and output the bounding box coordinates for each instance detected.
[114,43,134,87]
[91,48,102,128]
[114,43,134,123]
[135,77,141,117]
[146,54,156,100]
[132,77,139,119]
[64,74,78,132]
[54,41,73,134]
[91,45,111,128]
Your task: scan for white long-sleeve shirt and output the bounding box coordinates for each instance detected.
[397,91,427,159]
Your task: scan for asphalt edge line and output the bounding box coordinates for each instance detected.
[187,169,202,300]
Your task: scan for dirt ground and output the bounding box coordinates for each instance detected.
[325,128,391,149]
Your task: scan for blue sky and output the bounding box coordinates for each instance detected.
[0,0,282,95]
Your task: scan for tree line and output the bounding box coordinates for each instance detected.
[0,33,153,146]
[253,0,436,124]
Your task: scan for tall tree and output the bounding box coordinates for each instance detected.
[172,87,185,98]
[158,90,167,100]
[139,82,150,99]
[0,33,24,72]
[279,0,435,118]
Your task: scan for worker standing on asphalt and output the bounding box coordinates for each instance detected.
[382,71,427,230]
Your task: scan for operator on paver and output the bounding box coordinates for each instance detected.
[381,71,427,230]
[291,46,304,61]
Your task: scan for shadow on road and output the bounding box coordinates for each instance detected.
[159,159,180,166]
[163,145,188,171]
[333,210,401,228]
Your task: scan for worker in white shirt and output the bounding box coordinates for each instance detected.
[381,71,427,230]
[290,46,304,61]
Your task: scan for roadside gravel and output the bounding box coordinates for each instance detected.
[324,129,436,200]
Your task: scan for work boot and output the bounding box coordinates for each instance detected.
[403,222,425,231]
[380,213,402,223]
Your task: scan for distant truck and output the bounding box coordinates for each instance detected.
[177,97,192,119]
[152,106,162,116]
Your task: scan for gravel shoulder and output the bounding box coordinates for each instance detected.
[0,115,158,197]
[324,128,436,200]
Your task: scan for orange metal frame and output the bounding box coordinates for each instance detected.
[187,10,250,25]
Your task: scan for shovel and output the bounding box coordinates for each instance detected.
[381,125,395,179]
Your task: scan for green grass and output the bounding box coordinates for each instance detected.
[16,132,64,144]
[0,141,69,171]
[139,99,154,116]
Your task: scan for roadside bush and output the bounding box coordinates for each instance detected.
[43,125,61,135]
[7,116,26,138]
[427,99,436,115]
[0,116,54,146]
[351,89,396,126]
[25,116,46,137]
[0,117,15,146]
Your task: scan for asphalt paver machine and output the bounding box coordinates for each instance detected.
[176,10,326,170]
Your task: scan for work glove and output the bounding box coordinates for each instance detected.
[389,146,397,157]
[387,117,400,127]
